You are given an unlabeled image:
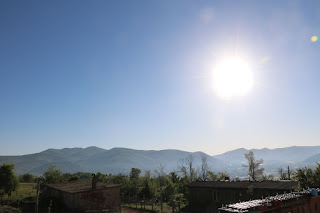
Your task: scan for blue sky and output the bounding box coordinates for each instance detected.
[1,1,320,155]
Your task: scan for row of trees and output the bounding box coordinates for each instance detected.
[242,151,320,189]
[37,154,231,207]
[295,164,320,189]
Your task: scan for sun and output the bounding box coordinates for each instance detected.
[213,58,254,99]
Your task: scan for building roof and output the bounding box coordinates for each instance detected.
[187,180,298,190]
[46,181,120,194]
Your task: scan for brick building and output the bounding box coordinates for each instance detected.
[45,180,121,212]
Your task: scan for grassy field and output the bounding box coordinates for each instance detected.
[1,183,37,202]
[0,183,37,213]
[0,205,21,213]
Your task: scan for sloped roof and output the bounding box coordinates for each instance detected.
[46,181,120,194]
[187,180,297,190]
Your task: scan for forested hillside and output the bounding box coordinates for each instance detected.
[1,146,320,177]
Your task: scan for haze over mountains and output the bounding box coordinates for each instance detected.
[0,146,320,177]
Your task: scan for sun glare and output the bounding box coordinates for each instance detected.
[213,58,254,99]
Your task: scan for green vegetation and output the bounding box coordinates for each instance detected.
[0,164,19,196]
[0,205,21,213]
[43,165,64,184]
[277,166,294,180]
[122,202,178,213]
[294,163,320,189]
[0,183,36,213]
[18,174,36,183]
[242,151,264,180]
[1,183,37,201]
[31,156,230,211]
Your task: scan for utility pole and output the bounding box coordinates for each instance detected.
[35,181,40,213]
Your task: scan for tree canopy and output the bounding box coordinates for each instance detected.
[295,163,320,189]
[242,151,264,180]
[43,165,64,184]
[19,173,35,183]
[0,164,19,196]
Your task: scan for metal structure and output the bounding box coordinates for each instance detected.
[219,188,320,213]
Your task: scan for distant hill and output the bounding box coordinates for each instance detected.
[303,153,320,163]
[214,148,249,165]
[0,146,225,176]
[215,146,320,165]
[1,146,319,177]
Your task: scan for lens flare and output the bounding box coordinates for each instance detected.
[311,36,318,42]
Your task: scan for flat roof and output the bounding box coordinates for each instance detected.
[46,181,120,194]
[187,180,298,190]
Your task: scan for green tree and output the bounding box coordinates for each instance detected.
[0,164,19,196]
[140,170,156,200]
[179,154,196,182]
[128,168,141,203]
[179,163,188,179]
[207,170,218,181]
[162,176,176,202]
[217,171,229,180]
[242,151,264,180]
[169,172,179,184]
[278,168,287,180]
[95,172,107,182]
[67,175,80,182]
[109,173,130,202]
[111,173,129,185]
[43,165,64,184]
[313,163,320,188]
[200,154,209,181]
[278,166,293,180]
[19,173,35,183]
[129,168,141,180]
[261,174,274,181]
[186,154,196,182]
[295,166,318,189]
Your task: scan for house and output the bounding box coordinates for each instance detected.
[45,179,121,212]
[186,180,298,213]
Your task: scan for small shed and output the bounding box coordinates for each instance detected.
[45,180,120,212]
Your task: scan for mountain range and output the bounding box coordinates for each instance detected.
[0,146,320,177]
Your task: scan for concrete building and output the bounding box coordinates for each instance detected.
[45,180,121,212]
[186,180,298,213]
